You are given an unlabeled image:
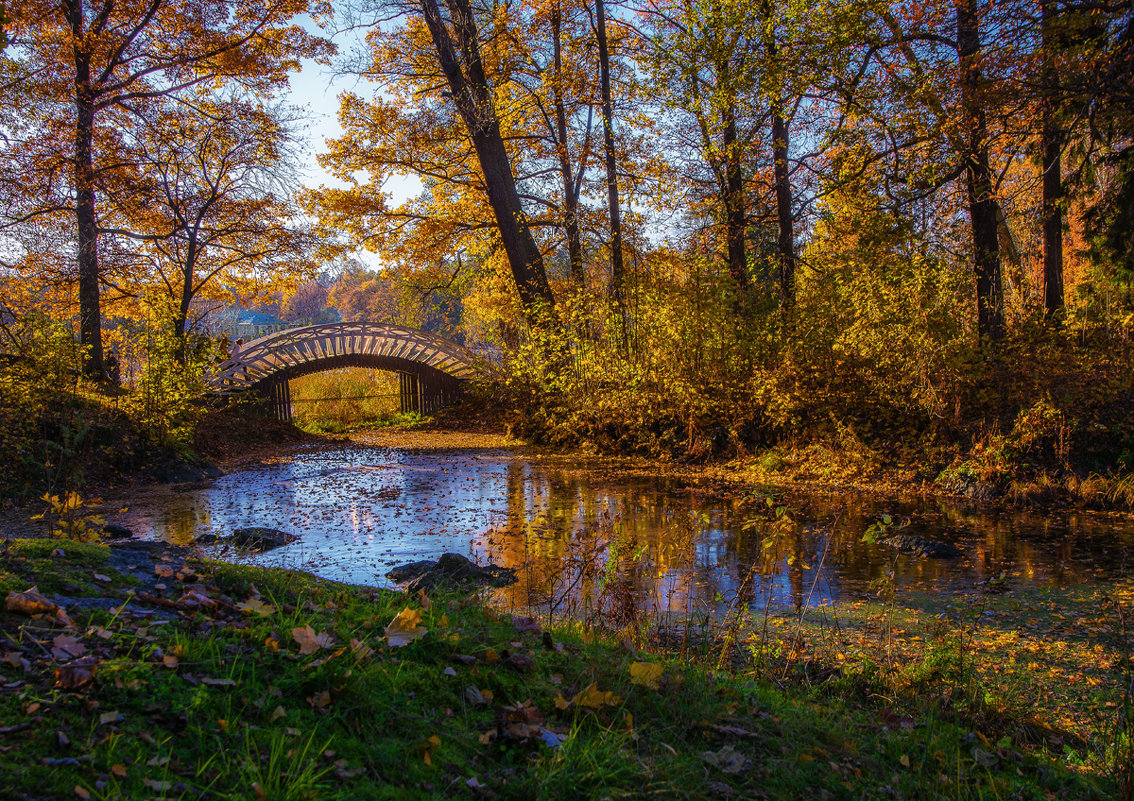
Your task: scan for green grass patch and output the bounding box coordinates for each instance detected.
[0,546,1118,800]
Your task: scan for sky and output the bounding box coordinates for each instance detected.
[286,22,423,243]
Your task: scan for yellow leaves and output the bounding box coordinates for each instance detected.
[384,607,428,647]
[628,662,663,689]
[238,598,276,616]
[422,734,441,765]
[571,683,622,709]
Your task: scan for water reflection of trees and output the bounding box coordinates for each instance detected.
[481,467,1134,626]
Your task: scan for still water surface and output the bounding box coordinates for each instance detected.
[115,444,1134,620]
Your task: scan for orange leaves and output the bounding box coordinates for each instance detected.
[5,587,74,627]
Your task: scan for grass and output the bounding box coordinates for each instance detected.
[0,540,1119,800]
[289,369,433,434]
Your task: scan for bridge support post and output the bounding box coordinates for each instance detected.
[265,373,292,421]
[398,372,420,414]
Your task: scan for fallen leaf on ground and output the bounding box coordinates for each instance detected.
[292,625,334,655]
[54,659,97,689]
[384,607,427,647]
[572,683,622,709]
[51,635,86,661]
[700,745,748,774]
[238,598,276,616]
[176,590,216,609]
[511,616,541,635]
[153,565,175,578]
[350,638,374,660]
[6,587,73,626]
[629,662,664,689]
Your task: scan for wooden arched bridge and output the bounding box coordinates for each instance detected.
[208,322,496,420]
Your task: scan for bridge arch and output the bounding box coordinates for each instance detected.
[208,322,496,419]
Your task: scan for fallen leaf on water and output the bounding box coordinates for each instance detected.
[292,625,334,655]
[629,662,664,689]
[384,607,427,647]
[51,634,86,661]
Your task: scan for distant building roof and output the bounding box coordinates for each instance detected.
[212,308,287,326]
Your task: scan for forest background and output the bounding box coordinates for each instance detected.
[0,0,1132,501]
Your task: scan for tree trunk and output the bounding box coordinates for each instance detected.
[552,6,585,288]
[1041,0,1064,320]
[595,0,626,324]
[955,0,1004,344]
[420,0,556,327]
[722,105,749,292]
[771,106,795,310]
[761,2,795,310]
[175,232,198,341]
[69,0,103,377]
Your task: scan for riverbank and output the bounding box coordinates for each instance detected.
[0,539,1121,800]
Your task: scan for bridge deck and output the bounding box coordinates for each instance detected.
[209,322,494,393]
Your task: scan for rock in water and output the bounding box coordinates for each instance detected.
[386,560,437,583]
[385,553,516,593]
[882,533,962,559]
[99,523,134,539]
[230,528,297,551]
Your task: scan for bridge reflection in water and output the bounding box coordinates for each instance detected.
[207,322,496,419]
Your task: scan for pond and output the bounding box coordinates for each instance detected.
[113,443,1134,624]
